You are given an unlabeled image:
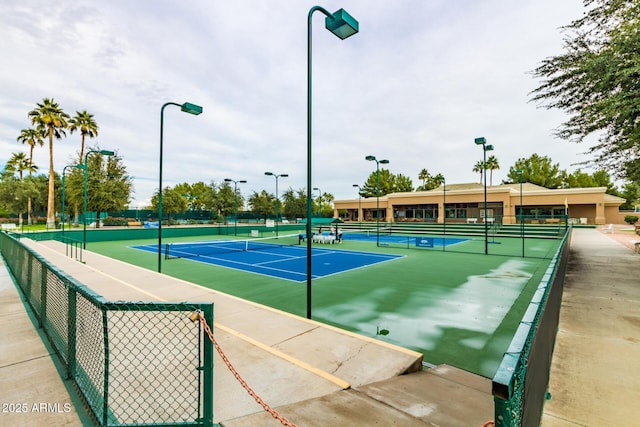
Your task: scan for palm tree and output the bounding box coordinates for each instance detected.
[418,168,431,188]
[473,161,485,185]
[68,110,99,161]
[17,128,44,224]
[6,152,36,227]
[486,155,500,186]
[28,98,70,228]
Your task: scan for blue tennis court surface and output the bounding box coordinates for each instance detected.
[342,232,469,247]
[131,241,403,282]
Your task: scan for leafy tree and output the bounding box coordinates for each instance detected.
[281,187,307,219]
[188,181,217,211]
[68,110,99,161]
[560,168,618,194]
[505,154,564,188]
[151,187,187,225]
[530,0,640,182]
[562,169,597,188]
[0,175,23,219]
[28,98,69,228]
[394,173,414,192]
[619,182,640,210]
[486,155,500,186]
[28,174,51,218]
[591,170,617,194]
[5,153,33,226]
[360,169,400,197]
[248,190,275,220]
[65,149,132,227]
[217,182,236,218]
[472,161,484,184]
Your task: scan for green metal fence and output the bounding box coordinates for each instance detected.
[491,227,572,426]
[0,232,214,427]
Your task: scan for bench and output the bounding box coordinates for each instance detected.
[484,217,495,224]
[1,223,17,231]
[127,221,143,227]
[466,218,478,224]
[312,233,336,244]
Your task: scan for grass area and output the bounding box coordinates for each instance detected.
[85,231,562,378]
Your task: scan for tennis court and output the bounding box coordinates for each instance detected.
[131,234,404,282]
[88,227,563,378]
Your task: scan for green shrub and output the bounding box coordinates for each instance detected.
[624,215,638,225]
[103,216,128,226]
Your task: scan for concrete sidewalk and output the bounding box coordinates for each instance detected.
[0,255,83,426]
[541,228,640,426]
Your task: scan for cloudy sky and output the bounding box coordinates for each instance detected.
[0,0,592,208]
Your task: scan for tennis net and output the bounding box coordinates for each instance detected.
[165,233,301,259]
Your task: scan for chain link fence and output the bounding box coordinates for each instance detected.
[0,232,214,427]
[491,228,572,426]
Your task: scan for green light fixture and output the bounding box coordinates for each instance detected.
[325,8,359,39]
[181,102,203,115]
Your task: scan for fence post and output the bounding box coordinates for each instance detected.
[67,284,77,380]
[102,307,110,426]
[202,303,214,427]
[39,257,47,330]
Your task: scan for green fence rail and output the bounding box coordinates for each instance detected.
[491,227,572,426]
[0,232,214,427]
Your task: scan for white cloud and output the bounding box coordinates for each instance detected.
[0,0,592,208]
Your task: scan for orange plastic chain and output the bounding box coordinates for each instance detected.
[195,312,298,427]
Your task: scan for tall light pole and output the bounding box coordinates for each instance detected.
[224,178,247,236]
[265,172,288,237]
[307,6,359,320]
[352,184,362,226]
[313,187,322,218]
[61,163,83,236]
[474,137,494,255]
[83,149,114,249]
[517,169,524,258]
[158,101,202,273]
[366,155,389,247]
[442,177,446,252]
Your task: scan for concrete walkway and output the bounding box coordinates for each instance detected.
[0,254,84,426]
[541,227,640,426]
[2,227,638,426]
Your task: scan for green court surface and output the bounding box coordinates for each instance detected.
[89,233,561,378]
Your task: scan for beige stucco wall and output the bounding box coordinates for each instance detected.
[333,185,625,225]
